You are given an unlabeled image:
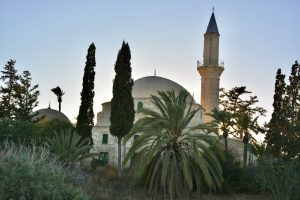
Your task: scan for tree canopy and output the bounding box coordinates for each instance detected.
[0,60,39,120]
[265,61,300,159]
[110,41,134,176]
[76,43,96,143]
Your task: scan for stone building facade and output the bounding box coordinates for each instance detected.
[92,11,247,167]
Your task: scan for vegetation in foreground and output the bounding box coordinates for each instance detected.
[124,90,223,200]
[0,142,89,200]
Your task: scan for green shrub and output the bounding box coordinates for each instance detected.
[217,151,262,194]
[47,128,94,166]
[0,118,39,145]
[38,119,75,138]
[0,142,89,200]
[259,157,300,200]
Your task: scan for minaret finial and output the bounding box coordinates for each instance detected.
[48,102,51,109]
[212,6,215,13]
[154,69,156,76]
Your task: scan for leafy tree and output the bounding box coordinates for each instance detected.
[266,61,300,159]
[76,43,96,143]
[218,87,266,166]
[51,86,64,112]
[124,90,223,200]
[0,60,19,118]
[110,41,134,177]
[207,108,232,151]
[14,71,39,121]
[219,86,266,139]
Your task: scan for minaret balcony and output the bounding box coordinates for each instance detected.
[197,60,224,68]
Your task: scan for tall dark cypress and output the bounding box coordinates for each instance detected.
[266,61,300,159]
[76,43,96,143]
[283,61,300,158]
[110,41,134,176]
[265,69,286,156]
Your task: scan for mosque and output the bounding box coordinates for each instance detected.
[91,12,246,167]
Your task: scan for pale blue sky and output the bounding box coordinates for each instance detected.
[0,1,299,125]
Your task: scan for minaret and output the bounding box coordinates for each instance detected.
[197,11,224,123]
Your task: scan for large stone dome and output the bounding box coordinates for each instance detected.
[32,107,71,124]
[132,76,195,103]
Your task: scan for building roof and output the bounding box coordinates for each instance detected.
[132,76,195,103]
[31,107,71,124]
[205,12,219,34]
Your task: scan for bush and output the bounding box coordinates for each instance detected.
[0,142,89,200]
[47,128,94,166]
[259,157,300,200]
[217,151,262,194]
[38,119,76,138]
[0,118,39,145]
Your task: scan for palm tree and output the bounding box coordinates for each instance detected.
[207,108,232,152]
[236,112,258,167]
[51,86,64,112]
[124,90,223,200]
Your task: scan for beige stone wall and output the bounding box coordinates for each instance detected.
[92,98,205,167]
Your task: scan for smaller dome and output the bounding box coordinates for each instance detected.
[32,107,71,124]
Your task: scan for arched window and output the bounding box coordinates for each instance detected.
[137,101,143,111]
[102,134,108,144]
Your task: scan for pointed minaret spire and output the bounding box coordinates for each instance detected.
[197,11,224,123]
[206,11,219,34]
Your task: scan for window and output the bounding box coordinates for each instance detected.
[134,134,139,141]
[102,134,108,144]
[99,152,109,166]
[137,101,143,111]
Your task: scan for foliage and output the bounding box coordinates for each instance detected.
[47,128,94,166]
[236,112,259,166]
[259,157,300,200]
[76,43,96,143]
[218,86,266,165]
[0,60,39,120]
[39,118,75,135]
[265,61,300,159]
[0,142,89,199]
[124,90,223,200]
[0,118,39,145]
[207,108,232,151]
[110,41,134,177]
[51,86,65,112]
[0,59,19,118]
[14,70,40,121]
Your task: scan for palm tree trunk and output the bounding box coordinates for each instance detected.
[58,98,62,112]
[224,137,228,152]
[117,137,122,177]
[243,143,247,167]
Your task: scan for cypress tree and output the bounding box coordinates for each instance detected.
[265,69,286,156]
[110,41,134,176]
[0,60,19,118]
[282,61,300,158]
[76,43,96,143]
[14,70,40,121]
[266,61,300,159]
